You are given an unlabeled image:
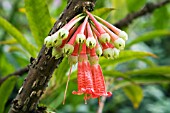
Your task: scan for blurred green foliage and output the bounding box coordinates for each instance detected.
[0,0,170,113]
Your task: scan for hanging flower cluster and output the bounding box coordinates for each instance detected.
[44,11,128,104]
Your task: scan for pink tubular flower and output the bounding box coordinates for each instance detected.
[44,12,128,105]
[90,48,112,99]
[72,43,94,103]
[94,15,128,41]
[86,11,110,43]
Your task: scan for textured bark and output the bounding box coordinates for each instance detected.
[8,0,96,113]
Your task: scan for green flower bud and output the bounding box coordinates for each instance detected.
[119,31,128,41]
[103,48,114,59]
[113,38,125,50]
[76,34,86,44]
[86,37,96,49]
[99,33,110,43]
[62,44,74,56]
[44,36,53,48]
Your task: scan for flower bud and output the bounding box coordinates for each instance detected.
[96,46,102,57]
[119,31,128,41]
[52,38,62,47]
[113,38,125,50]
[103,48,114,59]
[62,44,74,56]
[58,28,69,40]
[76,34,86,44]
[86,37,96,49]
[52,48,62,59]
[44,36,53,48]
[99,33,110,43]
[112,48,120,59]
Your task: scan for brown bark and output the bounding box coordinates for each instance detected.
[8,0,96,113]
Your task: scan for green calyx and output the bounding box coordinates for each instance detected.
[89,56,99,65]
[52,47,62,59]
[68,55,78,65]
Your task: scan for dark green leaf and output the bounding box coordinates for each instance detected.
[0,17,37,56]
[112,75,170,91]
[92,8,114,19]
[126,0,146,12]
[126,66,170,76]
[126,30,170,48]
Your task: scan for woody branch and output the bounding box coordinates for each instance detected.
[8,0,96,113]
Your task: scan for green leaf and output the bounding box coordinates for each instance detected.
[152,6,169,29]
[48,91,64,110]
[126,66,170,76]
[25,0,52,46]
[112,75,170,91]
[126,0,146,12]
[100,50,156,68]
[126,30,170,48]
[123,85,143,109]
[0,38,17,45]
[0,76,17,113]
[92,8,114,19]
[103,70,135,84]
[0,17,37,56]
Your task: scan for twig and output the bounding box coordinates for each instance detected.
[0,66,29,86]
[114,0,170,28]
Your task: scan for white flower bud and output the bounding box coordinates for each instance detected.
[96,46,102,57]
[119,31,128,41]
[44,36,53,48]
[76,34,86,44]
[58,28,69,40]
[112,48,120,59]
[113,38,125,50]
[103,48,114,59]
[99,33,110,43]
[86,37,96,49]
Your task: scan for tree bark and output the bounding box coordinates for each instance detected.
[8,0,96,113]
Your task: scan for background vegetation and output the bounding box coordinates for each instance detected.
[0,0,170,113]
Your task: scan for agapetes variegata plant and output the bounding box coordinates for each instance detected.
[44,11,128,104]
